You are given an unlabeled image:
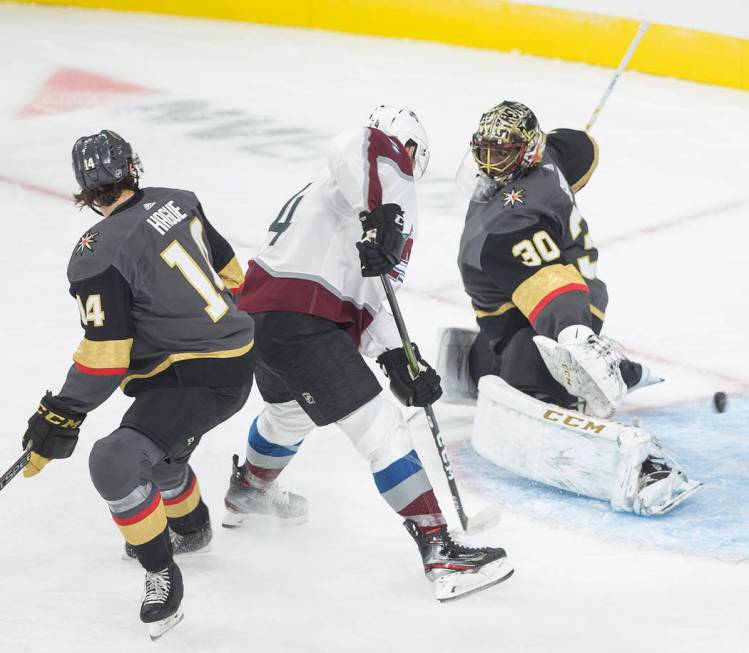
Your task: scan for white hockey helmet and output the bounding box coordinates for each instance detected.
[366,105,430,179]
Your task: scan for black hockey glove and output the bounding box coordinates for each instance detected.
[356,203,406,277]
[377,345,443,408]
[22,393,86,475]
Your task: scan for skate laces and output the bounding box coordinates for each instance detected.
[437,529,478,555]
[143,568,171,605]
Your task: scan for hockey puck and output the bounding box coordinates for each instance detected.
[713,392,727,413]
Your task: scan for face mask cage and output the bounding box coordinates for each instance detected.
[470,138,527,182]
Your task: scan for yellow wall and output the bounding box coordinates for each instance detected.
[10,0,749,91]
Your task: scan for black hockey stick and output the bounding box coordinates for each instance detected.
[0,444,32,494]
[380,274,501,534]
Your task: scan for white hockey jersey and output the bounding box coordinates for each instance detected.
[237,127,418,357]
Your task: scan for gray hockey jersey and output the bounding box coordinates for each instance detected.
[458,129,608,349]
[57,187,253,412]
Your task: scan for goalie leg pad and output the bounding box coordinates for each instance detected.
[471,376,700,514]
[434,328,480,405]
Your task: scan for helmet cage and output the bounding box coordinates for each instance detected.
[470,101,546,185]
[471,138,527,181]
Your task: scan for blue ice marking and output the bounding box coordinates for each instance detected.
[457,396,749,561]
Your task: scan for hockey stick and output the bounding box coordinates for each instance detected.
[585,21,649,132]
[380,274,501,534]
[0,443,32,494]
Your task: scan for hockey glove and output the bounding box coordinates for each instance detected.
[377,345,443,408]
[356,204,406,277]
[21,393,86,476]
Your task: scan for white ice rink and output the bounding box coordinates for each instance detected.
[1,4,748,651]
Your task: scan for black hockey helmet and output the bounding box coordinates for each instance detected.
[72,130,140,191]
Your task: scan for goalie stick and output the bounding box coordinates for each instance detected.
[380,274,501,534]
[0,444,31,494]
[585,21,649,132]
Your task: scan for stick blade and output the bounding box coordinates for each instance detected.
[465,504,503,535]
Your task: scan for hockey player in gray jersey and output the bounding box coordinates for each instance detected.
[18,130,254,638]
[440,101,700,516]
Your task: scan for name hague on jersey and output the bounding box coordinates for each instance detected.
[147,200,189,235]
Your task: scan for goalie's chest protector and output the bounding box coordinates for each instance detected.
[457,147,606,338]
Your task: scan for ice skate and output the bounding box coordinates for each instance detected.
[633,456,703,516]
[222,454,309,527]
[124,521,213,561]
[140,561,184,640]
[404,520,513,602]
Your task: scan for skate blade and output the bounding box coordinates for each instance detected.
[221,509,309,528]
[646,481,703,516]
[148,606,184,641]
[434,557,514,602]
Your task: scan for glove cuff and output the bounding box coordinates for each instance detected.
[557,324,595,345]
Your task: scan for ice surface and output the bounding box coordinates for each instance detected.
[1,4,747,651]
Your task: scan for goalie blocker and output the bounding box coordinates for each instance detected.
[472,376,702,515]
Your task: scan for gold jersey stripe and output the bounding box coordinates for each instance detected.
[73,338,133,369]
[163,479,202,519]
[570,134,599,193]
[116,502,167,546]
[120,339,254,390]
[512,264,587,318]
[218,257,245,290]
[474,302,517,319]
[590,305,606,321]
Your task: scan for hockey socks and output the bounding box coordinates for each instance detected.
[161,467,209,535]
[242,417,303,489]
[107,481,172,571]
[373,449,446,531]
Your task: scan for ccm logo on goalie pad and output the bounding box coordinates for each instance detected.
[543,409,605,434]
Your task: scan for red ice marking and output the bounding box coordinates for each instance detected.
[17,67,159,118]
[0,174,71,202]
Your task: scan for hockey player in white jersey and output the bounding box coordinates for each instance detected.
[224,106,513,601]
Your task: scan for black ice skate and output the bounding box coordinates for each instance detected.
[222,454,309,527]
[124,522,213,560]
[405,519,513,602]
[140,561,184,640]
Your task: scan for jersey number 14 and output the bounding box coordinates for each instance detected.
[161,218,228,322]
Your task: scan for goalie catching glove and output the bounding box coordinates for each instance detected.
[377,344,442,407]
[21,392,86,477]
[356,203,406,277]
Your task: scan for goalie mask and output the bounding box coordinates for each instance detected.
[471,101,546,185]
[367,105,430,180]
[72,130,142,192]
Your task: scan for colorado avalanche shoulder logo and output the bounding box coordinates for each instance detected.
[75,231,99,255]
[502,187,525,207]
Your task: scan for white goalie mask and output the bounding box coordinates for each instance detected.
[366,105,430,180]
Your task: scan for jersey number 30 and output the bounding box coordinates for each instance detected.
[161,218,228,322]
[512,230,561,267]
